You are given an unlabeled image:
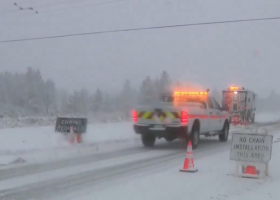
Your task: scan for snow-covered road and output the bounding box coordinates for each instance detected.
[0,112,280,200]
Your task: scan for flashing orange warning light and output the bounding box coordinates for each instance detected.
[229,86,241,91]
[174,91,208,96]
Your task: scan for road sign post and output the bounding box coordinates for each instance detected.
[230,128,273,179]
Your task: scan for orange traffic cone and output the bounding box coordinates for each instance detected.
[69,126,76,144]
[244,165,257,175]
[180,141,198,173]
[77,133,82,143]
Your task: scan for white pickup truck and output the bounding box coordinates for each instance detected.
[132,91,230,149]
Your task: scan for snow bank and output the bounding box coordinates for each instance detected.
[0,122,134,153]
[0,122,138,166]
[0,113,131,129]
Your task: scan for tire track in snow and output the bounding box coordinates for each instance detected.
[0,122,279,200]
[0,146,150,180]
[0,139,232,200]
[0,122,276,181]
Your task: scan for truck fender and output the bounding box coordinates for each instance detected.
[223,119,230,129]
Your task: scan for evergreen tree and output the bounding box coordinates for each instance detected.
[153,77,161,100]
[59,90,70,115]
[119,79,135,113]
[102,93,112,112]
[159,70,171,93]
[66,90,80,115]
[44,79,56,114]
[77,88,90,115]
[139,76,155,104]
[91,89,103,113]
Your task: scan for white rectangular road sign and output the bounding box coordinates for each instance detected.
[230,133,273,163]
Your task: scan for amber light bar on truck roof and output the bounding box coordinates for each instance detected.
[229,86,244,90]
[174,91,208,95]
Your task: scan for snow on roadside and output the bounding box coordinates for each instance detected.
[0,122,138,167]
[220,133,280,200]
[0,112,279,167]
[0,122,135,153]
[255,112,280,123]
[73,129,280,200]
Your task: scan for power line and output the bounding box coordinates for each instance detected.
[0,2,35,14]
[0,0,131,15]
[14,2,38,14]
[16,0,120,9]
[1,16,280,43]
[39,0,130,14]
[0,0,91,13]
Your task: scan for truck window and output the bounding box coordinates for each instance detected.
[233,93,238,101]
[212,98,221,110]
[233,104,238,111]
[206,98,214,109]
[239,93,246,101]
[159,94,207,108]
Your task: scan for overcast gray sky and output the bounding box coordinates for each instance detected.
[0,0,280,97]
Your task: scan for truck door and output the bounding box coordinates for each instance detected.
[206,97,216,131]
[211,97,223,130]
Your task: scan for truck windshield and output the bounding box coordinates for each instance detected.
[222,91,246,104]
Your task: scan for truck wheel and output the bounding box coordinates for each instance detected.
[141,133,156,147]
[191,129,200,149]
[219,121,229,142]
[251,115,255,123]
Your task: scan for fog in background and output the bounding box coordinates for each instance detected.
[0,0,280,117]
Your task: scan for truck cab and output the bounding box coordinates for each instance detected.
[132,90,230,149]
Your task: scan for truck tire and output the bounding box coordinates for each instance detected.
[219,121,229,142]
[188,122,200,149]
[191,129,200,149]
[141,133,156,147]
[251,114,255,123]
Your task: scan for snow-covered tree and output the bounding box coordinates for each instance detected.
[91,89,103,113]
[0,67,179,119]
[119,79,136,113]
[139,76,156,104]
[43,79,56,114]
[159,70,171,93]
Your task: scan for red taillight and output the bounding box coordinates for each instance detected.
[181,111,188,124]
[132,110,137,122]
